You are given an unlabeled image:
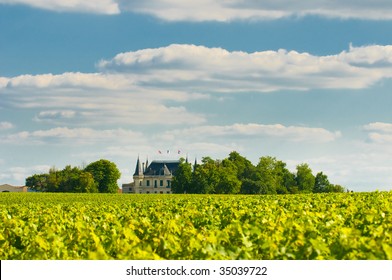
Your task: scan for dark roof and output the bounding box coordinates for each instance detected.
[144,160,180,176]
[133,157,144,176]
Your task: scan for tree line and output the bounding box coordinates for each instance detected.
[25,159,121,193]
[172,151,346,194]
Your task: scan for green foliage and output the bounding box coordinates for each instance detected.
[171,158,193,193]
[314,172,330,193]
[26,166,98,193]
[296,163,316,193]
[173,151,345,195]
[84,159,121,193]
[0,192,391,260]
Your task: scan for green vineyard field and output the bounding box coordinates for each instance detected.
[0,192,391,260]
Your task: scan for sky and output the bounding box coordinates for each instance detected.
[1,1,392,192]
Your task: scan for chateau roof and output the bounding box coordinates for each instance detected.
[144,160,180,176]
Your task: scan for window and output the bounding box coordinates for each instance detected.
[146,180,150,187]
[139,181,142,186]
[154,180,157,188]
[166,180,171,188]
[160,180,163,187]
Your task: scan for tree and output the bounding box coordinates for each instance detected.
[227,151,256,180]
[191,157,220,194]
[25,174,49,192]
[84,159,121,193]
[215,159,241,194]
[314,172,330,193]
[295,163,315,193]
[254,156,292,194]
[172,158,193,193]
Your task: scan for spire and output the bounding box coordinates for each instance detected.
[133,156,143,176]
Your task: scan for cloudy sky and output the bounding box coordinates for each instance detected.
[1,1,392,191]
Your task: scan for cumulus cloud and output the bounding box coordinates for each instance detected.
[0,127,145,144]
[363,122,392,143]
[0,121,13,130]
[364,122,392,133]
[0,72,206,126]
[162,123,341,143]
[2,44,392,126]
[0,0,119,14]
[98,44,392,92]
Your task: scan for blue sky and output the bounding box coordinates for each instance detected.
[1,1,392,191]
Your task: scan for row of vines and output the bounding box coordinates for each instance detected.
[0,192,391,259]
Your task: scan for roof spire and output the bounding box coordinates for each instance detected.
[133,156,143,176]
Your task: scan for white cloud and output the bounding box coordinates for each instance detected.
[1,127,145,144]
[0,121,13,130]
[0,0,119,14]
[1,72,206,126]
[119,0,392,21]
[2,0,392,21]
[99,44,392,92]
[2,44,392,127]
[0,165,51,184]
[363,122,392,143]
[162,123,341,143]
[363,122,392,133]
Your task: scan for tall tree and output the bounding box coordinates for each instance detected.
[172,158,193,193]
[295,163,315,193]
[84,159,121,193]
[314,172,330,193]
[216,159,241,194]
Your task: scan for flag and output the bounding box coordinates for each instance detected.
[158,150,162,154]
[178,150,181,154]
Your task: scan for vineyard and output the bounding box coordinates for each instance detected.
[0,192,391,260]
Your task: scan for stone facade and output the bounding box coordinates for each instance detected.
[0,184,28,192]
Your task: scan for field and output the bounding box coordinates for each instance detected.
[0,192,391,260]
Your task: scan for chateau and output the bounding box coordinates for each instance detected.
[122,157,181,194]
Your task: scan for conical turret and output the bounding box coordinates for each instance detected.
[133,156,143,176]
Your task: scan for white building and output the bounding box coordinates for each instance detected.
[122,158,180,194]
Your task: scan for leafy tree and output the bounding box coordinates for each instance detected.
[295,163,315,193]
[215,159,241,194]
[84,159,121,193]
[191,158,220,194]
[241,178,264,194]
[25,165,98,193]
[228,151,256,180]
[25,174,49,192]
[314,172,330,193]
[254,156,292,194]
[172,158,193,193]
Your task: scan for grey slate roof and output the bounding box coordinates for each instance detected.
[143,160,180,176]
